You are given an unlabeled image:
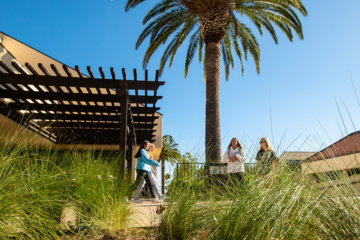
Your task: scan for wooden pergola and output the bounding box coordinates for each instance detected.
[0,60,165,174]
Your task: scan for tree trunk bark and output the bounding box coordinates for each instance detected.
[205,42,222,163]
[161,158,165,194]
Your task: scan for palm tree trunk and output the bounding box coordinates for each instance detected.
[161,158,165,194]
[205,42,222,163]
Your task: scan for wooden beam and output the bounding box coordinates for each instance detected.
[0,90,162,103]
[22,112,158,122]
[0,61,15,74]
[50,64,62,77]
[87,66,95,78]
[11,62,28,75]
[46,128,155,136]
[75,66,84,78]
[34,120,157,129]
[0,73,165,90]
[38,63,51,76]
[8,102,160,114]
[25,63,39,75]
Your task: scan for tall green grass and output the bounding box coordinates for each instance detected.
[0,142,133,239]
[158,152,360,239]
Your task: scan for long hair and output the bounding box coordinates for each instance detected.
[260,137,274,151]
[147,143,155,159]
[227,138,244,149]
[135,140,150,158]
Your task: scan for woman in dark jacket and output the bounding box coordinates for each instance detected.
[255,137,278,176]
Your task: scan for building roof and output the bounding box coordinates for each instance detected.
[305,131,360,162]
[280,151,317,161]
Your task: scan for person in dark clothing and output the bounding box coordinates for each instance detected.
[255,137,279,176]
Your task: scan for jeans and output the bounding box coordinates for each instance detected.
[135,173,162,198]
[131,170,157,199]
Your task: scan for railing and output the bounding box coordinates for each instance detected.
[175,162,257,183]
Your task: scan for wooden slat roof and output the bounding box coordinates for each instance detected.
[0,60,165,145]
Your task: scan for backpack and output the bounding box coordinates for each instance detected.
[228,147,243,161]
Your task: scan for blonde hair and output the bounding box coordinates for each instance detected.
[260,137,274,151]
[147,143,156,160]
[227,138,244,149]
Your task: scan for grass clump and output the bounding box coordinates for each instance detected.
[158,160,360,240]
[0,144,133,239]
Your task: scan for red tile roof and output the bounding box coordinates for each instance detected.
[280,151,317,161]
[306,131,360,162]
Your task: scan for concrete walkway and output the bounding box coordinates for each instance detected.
[129,199,167,228]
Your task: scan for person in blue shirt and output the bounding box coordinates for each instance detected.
[135,143,165,200]
[131,140,162,203]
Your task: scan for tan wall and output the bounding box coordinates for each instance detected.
[302,153,360,174]
[152,112,163,154]
[0,113,125,151]
[0,32,82,77]
[0,113,56,148]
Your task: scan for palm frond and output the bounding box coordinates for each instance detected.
[157,17,199,75]
[231,37,245,76]
[221,33,234,80]
[246,13,279,44]
[125,0,147,12]
[198,34,204,63]
[140,10,191,69]
[169,18,199,68]
[136,9,185,50]
[143,0,185,25]
[233,20,260,74]
[185,27,201,78]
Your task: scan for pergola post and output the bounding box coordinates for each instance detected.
[127,128,134,175]
[119,78,128,177]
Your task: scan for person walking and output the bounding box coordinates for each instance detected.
[222,138,246,185]
[136,144,165,200]
[131,140,163,203]
[255,137,279,176]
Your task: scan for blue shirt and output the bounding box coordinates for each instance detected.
[136,149,161,173]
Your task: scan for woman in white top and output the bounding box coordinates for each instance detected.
[222,138,246,184]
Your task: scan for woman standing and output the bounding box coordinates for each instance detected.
[148,144,165,199]
[222,138,246,184]
[255,137,279,176]
[132,140,162,203]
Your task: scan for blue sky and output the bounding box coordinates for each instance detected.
[2,1,360,174]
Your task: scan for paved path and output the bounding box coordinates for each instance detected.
[129,199,167,228]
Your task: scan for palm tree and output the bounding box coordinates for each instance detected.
[125,0,307,163]
[159,135,182,194]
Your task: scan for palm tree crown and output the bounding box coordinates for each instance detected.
[159,135,182,194]
[126,0,307,163]
[126,0,306,79]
